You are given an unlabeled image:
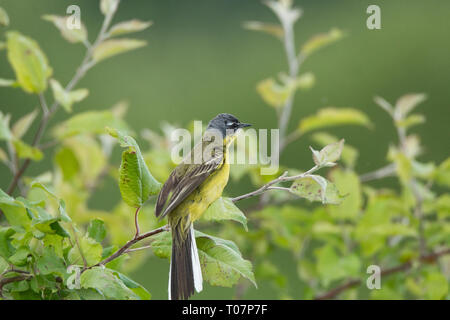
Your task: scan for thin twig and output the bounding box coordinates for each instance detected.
[278,9,300,149]
[88,224,170,270]
[231,165,320,202]
[359,164,396,182]
[314,247,450,300]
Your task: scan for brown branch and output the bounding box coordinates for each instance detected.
[314,247,450,300]
[0,274,32,299]
[88,224,170,270]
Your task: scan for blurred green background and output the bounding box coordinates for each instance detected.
[1,0,449,298]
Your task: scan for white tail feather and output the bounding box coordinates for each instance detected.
[190,224,203,293]
[168,255,172,300]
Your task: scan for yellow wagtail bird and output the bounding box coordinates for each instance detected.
[155,113,251,300]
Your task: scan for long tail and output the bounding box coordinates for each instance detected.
[169,224,203,300]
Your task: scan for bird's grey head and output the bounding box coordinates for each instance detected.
[206,113,251,137]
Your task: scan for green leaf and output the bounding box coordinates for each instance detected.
[92,39,146,63]
[396,114,425,129]
[374,96,394,116]
[0,256,8,274]
[6,31,52,94]
[424,272,448,300]
[315,245,361,286]
[298,107,372,134]
[295,72,315,90]
[12,109,38,139]
[13,139,43,161]
[42,15,88,44]
[434,157,450,188]
[196,231,256,288]
[107,127,161,207]
[0,227,16,259]
[80,267,139,300]
[100,0,119,16]
[109,20,152,37]
[256,78,292,108]
[36,246,66,277]
[88,219,107,243]
[300,28,344,58]
[0,7,9,26]
[328,169,361,219]
[50,79,88,112]
[310,132,359,167]
[0,189,31,229]
[68,236,103,266]
[150,231,171,259]
[0,111,12,141]
[8,246,30,266]
[53,110,128,139]
[109,269,151,300]
[202,197,248,231]
[290,176,344,204]
[310,139,344,167]
[242,21,283,39]
[395,93,427,119]
[30,181,71,222]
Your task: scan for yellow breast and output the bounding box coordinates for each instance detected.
[173,148,230,222]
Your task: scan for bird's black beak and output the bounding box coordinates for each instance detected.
[238,122,251,128]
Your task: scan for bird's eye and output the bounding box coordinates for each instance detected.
[226,121,236,128]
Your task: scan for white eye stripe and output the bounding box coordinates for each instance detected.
[226,121,235,126]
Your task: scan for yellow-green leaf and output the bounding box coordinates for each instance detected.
[107,127,161,207]
[68,236,102,266]
[257,78,291,108]
[310,132,359,168]
[80,267,139,300]
[202,197,248,231]
[13,139,43,161]
[100,0,119,16]
[328,169,361,219]
[6,31,52,94]
[298,107,372,134]
[53,109,128,139]
[92,39,146,63]
[109,20,152,37]
[0,111,12,141]
[42,15,87,44]
[50,79,88,112]
[295,72,315,90]
[290,176,344,204]
[12,109,38,139]
[395,93,427,119]
[242,21,283,39]
[300,28,344,58]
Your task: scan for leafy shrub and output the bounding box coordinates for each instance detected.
[0,0,448,300]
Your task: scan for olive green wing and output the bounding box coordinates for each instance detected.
[155,153,223,219]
